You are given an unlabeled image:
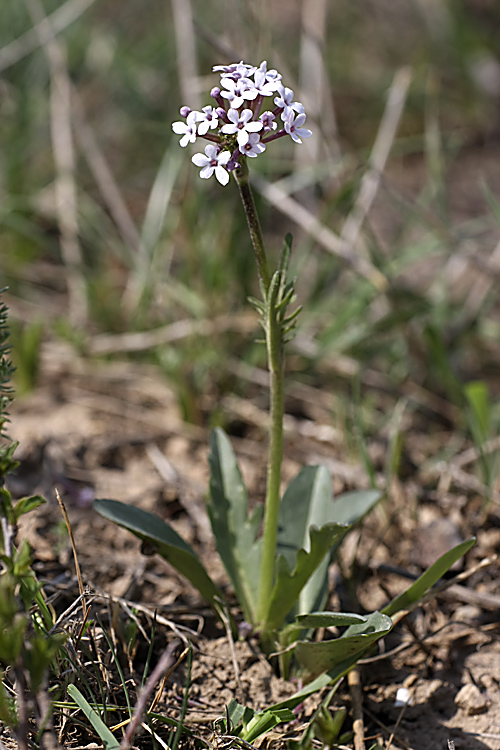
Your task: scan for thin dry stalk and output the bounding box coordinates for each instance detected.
[433,461,500,503]
[24,0,87,326]
[449,433,500,469]
[55,489,89,642]
[348,668,365,750]
[0,0,97,73]
[118,640,184,750]
[215,599,242,695]
[363,707,412,750]
[13,665,29,750]
[71,94,144,261]
[36,677,63,750]
[463,237,500,319]
[88,311,257,355]
[340,67,412,254]
[297,0,340,168]
[170,0,200,112]
[385,699,410,750]
[251,173,388,291]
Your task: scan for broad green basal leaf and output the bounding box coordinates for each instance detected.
[279,611,368,648]
[208,428,262,623]
[93,499,223,609]
[295,610,393,677]
[264,523,346,632]
[327,489,382,526]
[277,467,381,617]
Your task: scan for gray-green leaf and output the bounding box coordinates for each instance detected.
[93,499,223,609]
[208,428,262,623]
[277,467,380,617]
[295,610,393,677]
[264,523,346,631]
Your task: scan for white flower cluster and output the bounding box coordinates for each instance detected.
[172,61,312,186]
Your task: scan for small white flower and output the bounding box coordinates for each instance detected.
[221,108,263,147]
[275,84,305,118]
[220,78,251,110]
[251,68,279,98]
[196,105,219,135]
[172,110,199,147]
[192,145,231,185]
[259,111,277,131]
[255,60,282,89]
[214,61,257,79]
[284,111,312,144]
[241,133,266,158]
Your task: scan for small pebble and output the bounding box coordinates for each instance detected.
[395,687,412,707]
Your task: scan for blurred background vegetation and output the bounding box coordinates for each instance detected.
[2,0,500,456]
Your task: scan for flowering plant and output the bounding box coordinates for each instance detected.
[95,62,474,690]
[172,61,312,185]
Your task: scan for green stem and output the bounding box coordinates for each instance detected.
[257,325,284,627]
[233,158,285,629]
[234,159,271,292]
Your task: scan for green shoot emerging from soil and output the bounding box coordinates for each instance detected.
[94,62,475,682]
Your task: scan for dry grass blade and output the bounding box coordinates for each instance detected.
[71,94,144,261]
[297,0,340,167]
[215,598,242,695]
[88,312,257,355]
[0,0,97,73]
[24,0,87,326]
[118,640,185,750]
[251,173,389,291]
[55,488,88,642]
[340,67,412,253]
[170,0,200,112]
[385,698,411,750]
[463,236,500,319]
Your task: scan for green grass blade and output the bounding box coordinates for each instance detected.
[382,538,476,617]
[67,684,120,750]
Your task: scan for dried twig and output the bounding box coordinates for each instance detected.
[88,312,257,355]
[432,460,500,503]
[385,698,410,750]
[71,94,144,260]
[55,489,88,642]
[215,598,242,695]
